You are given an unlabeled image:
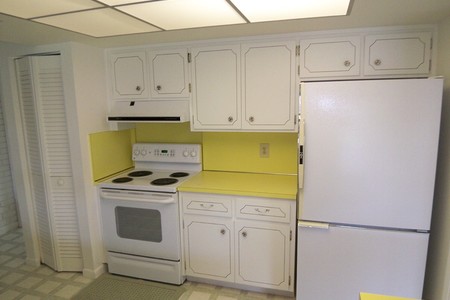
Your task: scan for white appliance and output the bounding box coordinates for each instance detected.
[296,78,443,299]
[99,143,202,285]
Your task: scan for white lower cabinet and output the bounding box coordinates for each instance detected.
[235,220,291,290]
[184,215,234,282]
[181,192,296,294]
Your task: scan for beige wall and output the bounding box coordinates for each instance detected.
[423,16,450,300]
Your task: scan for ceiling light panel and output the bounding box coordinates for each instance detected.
[117,0,246,30]
[0,0,103,19]
[96,0,149,5]
[230,0,351,22]
[34,8,161,37]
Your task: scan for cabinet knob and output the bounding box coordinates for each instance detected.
[156,85,162,91]
[136,86,141,91]
[344,60,351,67]
[242,231,247,238]
[228,116,234,122]
[374,59,382,66]
[249,116,254,123]
[220,229,226,235]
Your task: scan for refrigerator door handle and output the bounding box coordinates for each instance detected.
[298,221,330,230]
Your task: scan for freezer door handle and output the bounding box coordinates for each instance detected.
[298,221,330,230]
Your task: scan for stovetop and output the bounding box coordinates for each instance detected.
[99,168,198,193]
[99,143,202,193]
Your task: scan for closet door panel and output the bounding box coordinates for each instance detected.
[15,56,82,271]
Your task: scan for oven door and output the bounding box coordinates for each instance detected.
[100,189,181,261]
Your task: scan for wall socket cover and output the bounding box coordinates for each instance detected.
[260,143,270,158]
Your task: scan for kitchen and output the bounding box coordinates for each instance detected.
[0,1,450,299]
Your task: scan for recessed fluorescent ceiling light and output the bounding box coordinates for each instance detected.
[0,0,102,19]
[0,0,351,38]
[118,0,246,30]
[230,0,351,22]
[97,0,147,5]
[34,8,160,37]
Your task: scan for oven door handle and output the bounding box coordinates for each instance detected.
[100,190,176,204]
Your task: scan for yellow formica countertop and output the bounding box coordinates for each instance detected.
[178,171,297,200]
[360,293,420,300]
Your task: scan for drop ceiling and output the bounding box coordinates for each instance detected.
[0,0,351,37]
[0,0,450,47]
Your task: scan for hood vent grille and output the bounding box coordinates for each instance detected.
[107,100,189,123]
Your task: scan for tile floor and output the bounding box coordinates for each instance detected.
[0,228,295,299]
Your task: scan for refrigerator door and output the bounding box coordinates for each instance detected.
[297,221,429,300]
[300,79,443,230]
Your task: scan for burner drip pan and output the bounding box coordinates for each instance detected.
[170,172,189,178]
[151,178,179,186]
[112,177,133,183]
[128,170,153,177]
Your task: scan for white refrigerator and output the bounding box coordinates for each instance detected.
[296,78,443,299]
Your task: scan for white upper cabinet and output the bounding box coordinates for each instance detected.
[241,41,298,131]
[299,36,361,78]
[110,51,148,99]
[148,49,190,99]
[364,32,432,76]
[190,44,241,130]
[190,41,298,132]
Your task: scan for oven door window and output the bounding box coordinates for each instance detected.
[115,206,162,242]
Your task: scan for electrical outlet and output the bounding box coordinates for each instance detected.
[260,143,270,158]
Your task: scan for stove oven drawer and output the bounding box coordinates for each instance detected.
[181,193,232,217]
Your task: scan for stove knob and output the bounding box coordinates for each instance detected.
[140,149,147,156]
[190,151,197,157]
[133,149,140,156]
[183,150,189,157]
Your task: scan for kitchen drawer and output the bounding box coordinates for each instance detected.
[235,197,291,223]
[181,193,232,217]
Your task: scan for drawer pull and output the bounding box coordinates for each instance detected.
[220,229,226,235]
[255,208,270,214]
[200,203,214,209]
[242,231,247,238]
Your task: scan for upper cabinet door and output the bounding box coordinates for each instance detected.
[191,45,241,130]
[299,36,361,78]
[241,41,298,131]
[364,32,432,76]
[148,49,190,99]
[110,51,148,99]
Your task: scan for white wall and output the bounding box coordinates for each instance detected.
[423,15,450,300]
[0,72,18,235]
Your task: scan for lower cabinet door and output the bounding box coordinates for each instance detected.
[184,215,234,281]
[235,220,291,290]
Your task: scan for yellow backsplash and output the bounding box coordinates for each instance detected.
[202,132,298,175]
[90,123,298,181]
[89,128,135,182]
[135,123,202,143]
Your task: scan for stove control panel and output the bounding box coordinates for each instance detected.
[132,143,202,163]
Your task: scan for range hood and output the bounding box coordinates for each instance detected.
[108,100,190,123]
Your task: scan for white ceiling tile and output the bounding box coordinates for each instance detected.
[231,0,351,22]
[0,0,103,19]
[33,8,161,37]
[118,0,246,30]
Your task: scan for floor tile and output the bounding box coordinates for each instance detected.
[16,276,43,289]
[53,284,83,299]
[0,289,21,300]
[35,281,61,294]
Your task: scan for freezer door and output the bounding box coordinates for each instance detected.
[300,79,443,230]
[296,222,428,300]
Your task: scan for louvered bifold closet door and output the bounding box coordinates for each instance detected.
[15,55,82,271]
